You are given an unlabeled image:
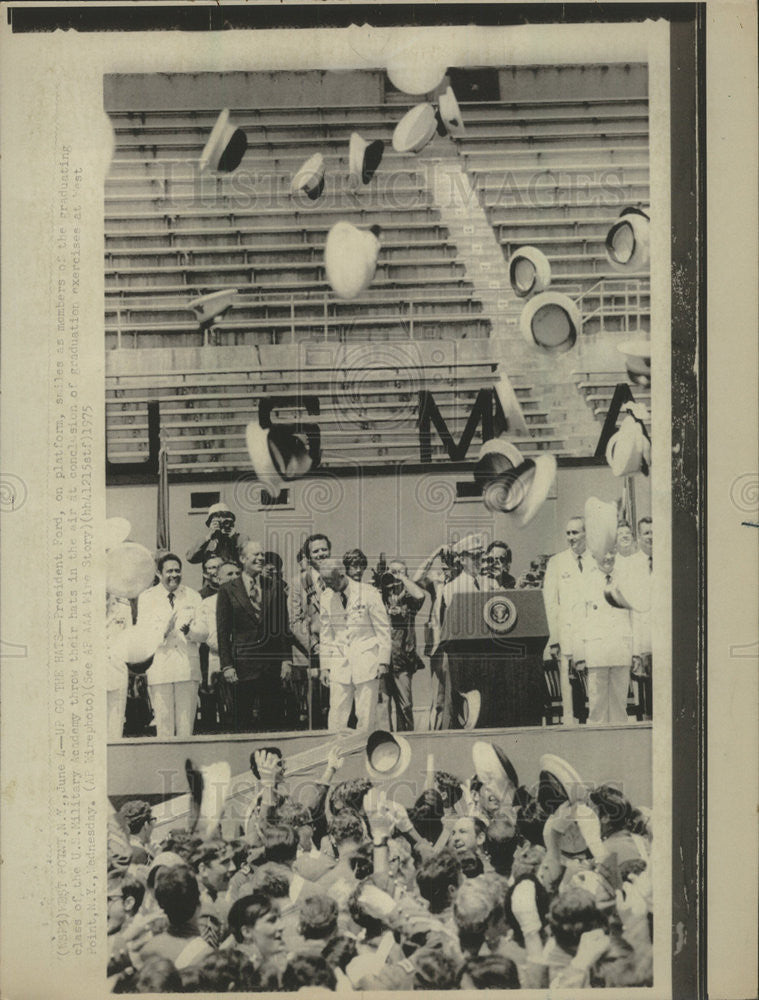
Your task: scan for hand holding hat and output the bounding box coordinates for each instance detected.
[451,533,484,555]
[571,929,612,971]
[254,750,281,788]
[572,802,604,857]
[363,788,395,842]
[584,497,619,561]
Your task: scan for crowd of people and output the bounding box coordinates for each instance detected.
[107,502,652,739]
[107,740,653,992]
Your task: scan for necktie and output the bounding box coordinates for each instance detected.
[649,555,653,572]
[577,556,583,573]
[248,578,261,612]
[339,591,348,610]
[168,592,175,608]
[472,576,480,592]
[605,574,612,585]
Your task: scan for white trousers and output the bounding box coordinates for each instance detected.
[149,680,199,738]
[587,666,630,725]
[328,678,379,732]
[107,685,128,740]
[559,655,577,726]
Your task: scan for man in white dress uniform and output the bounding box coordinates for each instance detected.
[318,559,391,732]
[137,553,207,738]
[542,517,587,726]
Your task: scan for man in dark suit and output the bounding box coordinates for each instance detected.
[217,540,308,732]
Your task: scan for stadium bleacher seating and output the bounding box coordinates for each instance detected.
[105,72,650,476]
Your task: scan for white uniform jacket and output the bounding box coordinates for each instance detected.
[542,548,585,656]
[572,563,633,668]
[319,580,391,685]
[136,583,208,686]
[624,550,652,656]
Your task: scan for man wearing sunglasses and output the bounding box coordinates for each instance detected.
[481,541,516,590]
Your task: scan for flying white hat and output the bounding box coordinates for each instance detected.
[245,423,316,498]
[106,542,156,599]
[186,759,233,839]
[324,221,381,300]
[386,46,448,96]
[474,436,557,527]
[199,109,247,174]
[438,86,465,137]
[348,132,384,187]
[291,152,326,200]
[472,741,519,804]
[365,730,412,781]
[451,533,486,556]
[190,289,238,327]
[105,517,131,551]
[508,246,552,298]
[617,338,652,387]
[538,753,587,811]
[392,103,438,154]
[605,207,650,273]
[519,291,581,353]
[457,690,481,729]
[584,497,619,561]
[606,411,651,478]
[112,623,163,673]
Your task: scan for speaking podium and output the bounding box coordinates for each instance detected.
[439,589,549,728]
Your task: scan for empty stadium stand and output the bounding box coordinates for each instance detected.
[105,66,650,478]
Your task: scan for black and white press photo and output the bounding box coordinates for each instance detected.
[103,18,665,994]
[6,5,756,1000]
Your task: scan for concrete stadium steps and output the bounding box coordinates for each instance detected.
[459,144,650,169]
[107,407,556,440]
[105,291,489,346]
[105,205,444,233]
[104,81,649,466]
[106,273,475,304]
[486,201,649,224]
[104,342,559,471]
[105,219,450,249]
[572,337,653,432]
[105,288,481,321]
[105,171,428,200]
[574,376,652,426]
[107,96,648,142]
[478,181,650,211]
[105,258,469,290]
[103,186,435,215]
[105,316,492,351]
[105,236,459,267]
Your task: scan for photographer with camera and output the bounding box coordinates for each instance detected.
[187,502,249,568]
[374,557,427,732]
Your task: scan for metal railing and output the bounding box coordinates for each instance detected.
[107,289,488,349]
[575,276,650,334]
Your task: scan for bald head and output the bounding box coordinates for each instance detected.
[320,558,348,592]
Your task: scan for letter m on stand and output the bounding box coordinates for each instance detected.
[418,388,510,462]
